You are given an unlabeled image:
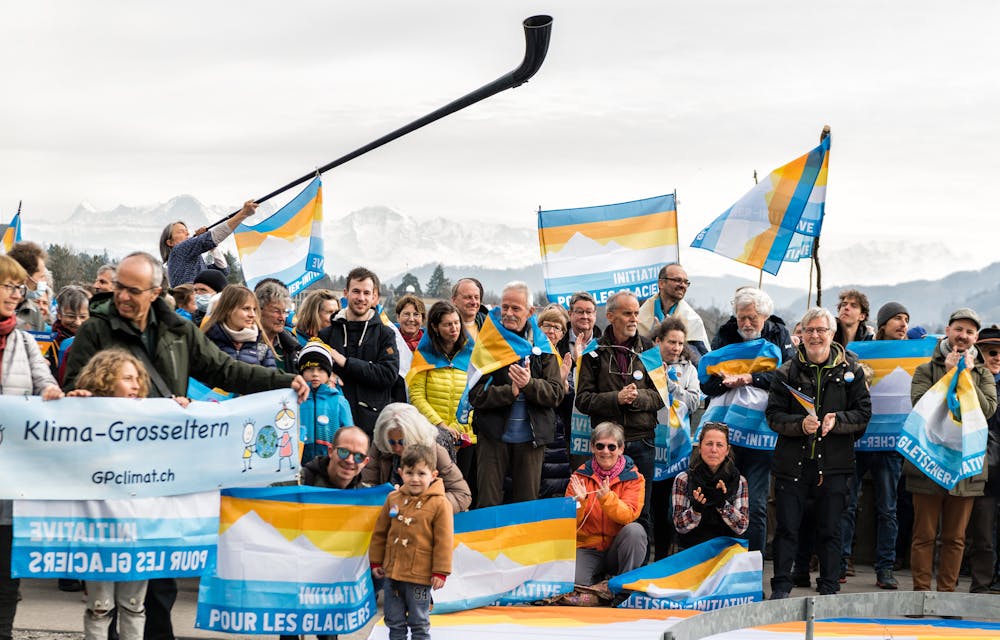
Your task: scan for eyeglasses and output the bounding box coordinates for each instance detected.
[113,281,157,297]
[540,323,565,334]
[987,349,1000,358]
[335,447,367,464]
[802,327,831,335]
[600,344,640,378]
[0,283,27,297]
[398,312,422,320]
[59,313,89,322]
[388,438,405,447]
[571,308,596,316]
[661,277,691,287]
[593,442,619,452]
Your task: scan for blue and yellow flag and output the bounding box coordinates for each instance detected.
[406,331,473,385]
[196,484,391,635]
[433,498,576,613]
[0,212,21,253]
[456,306,555,423]
[691,135,830,275]
[609,537,762,610]
[849,338,935,451]
[897,356,989,490]
[538,194,678,307]
[697,340,782,450]
[234,178,324,295]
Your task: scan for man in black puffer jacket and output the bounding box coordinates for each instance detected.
[319,267,399,438]
[766,307,871,599]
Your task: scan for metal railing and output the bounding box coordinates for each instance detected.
[661,591,1000,640]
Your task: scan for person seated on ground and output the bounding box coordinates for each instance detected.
[672,422,749,550]
[567,421,646,586]
[361,403,471,513]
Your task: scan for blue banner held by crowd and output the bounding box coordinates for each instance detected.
[0,390,300,500]
[12,492,219,580]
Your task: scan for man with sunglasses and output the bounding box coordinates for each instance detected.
[300,426,372,489]
[968,327,1000,594]
[637,263,709,361]
[576,290,663,551]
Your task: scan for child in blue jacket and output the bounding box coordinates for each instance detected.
[297,340,355,462]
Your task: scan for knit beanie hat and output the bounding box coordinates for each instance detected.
[876,302,909,329]
[193,268,229,294]
[297,339,334,375]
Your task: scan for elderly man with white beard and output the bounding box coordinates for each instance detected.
[702,287,795,555]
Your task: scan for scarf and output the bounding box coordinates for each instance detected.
[400,327,423,353]
[939,338,978,362]
[592,454,626,484]
[223,323,259,343]
[52,319,75,343]
[612,332,637,381]
[687,458,739,508]
[0,314,17,352]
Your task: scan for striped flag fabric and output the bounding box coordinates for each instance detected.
[691,135,830,275]
[0,212,21,253]
[234,178,324,295]
[847,338,936,451]
[455,306,555,423]
[609,537,762,610]
[696,339,783,450]
[538,194,678,307]
[432,497,576,613]
[405,328,472,385]
[896,356,989,490]
[196,484,391,636]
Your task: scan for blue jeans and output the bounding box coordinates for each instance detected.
[839,451,902,572]
[384,579,432,640]
[625,438,655,554]
[734,446,773,552]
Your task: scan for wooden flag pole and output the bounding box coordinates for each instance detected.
[812,125,831,307]
[751,170,765,289]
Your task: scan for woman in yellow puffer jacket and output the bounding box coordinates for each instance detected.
[407,301,477,487]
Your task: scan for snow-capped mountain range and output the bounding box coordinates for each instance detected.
[26,195,986,290]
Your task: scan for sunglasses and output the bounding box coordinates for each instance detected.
[335,447,366,464]
[388,438,405,447]
[593,442,619,452]
[988,349,1000,358]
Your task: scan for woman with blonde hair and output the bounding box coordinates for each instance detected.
[0,255,63,639]
[202,285,276,368]
[294,289,340,344]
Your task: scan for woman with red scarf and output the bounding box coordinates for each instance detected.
[0,255,64,639]
[566,421,647,586]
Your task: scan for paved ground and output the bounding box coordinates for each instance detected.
[12,562,931,640]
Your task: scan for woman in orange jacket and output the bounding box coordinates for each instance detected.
[566,421,647,585]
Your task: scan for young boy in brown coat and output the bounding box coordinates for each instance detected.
[370,444,453,640]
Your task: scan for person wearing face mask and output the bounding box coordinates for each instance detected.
[7,241,49,331]
[190,268,228,327]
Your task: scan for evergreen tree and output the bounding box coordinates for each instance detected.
[425,264,451,298]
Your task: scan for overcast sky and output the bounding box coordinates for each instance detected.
[2,1,997,285]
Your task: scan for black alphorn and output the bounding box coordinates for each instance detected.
[206,14,553,231]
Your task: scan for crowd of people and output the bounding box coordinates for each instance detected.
[1,222,998,639]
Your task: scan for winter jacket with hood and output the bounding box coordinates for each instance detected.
[766,341,872,480]
[318,308,400,435]
[369,477,454,585]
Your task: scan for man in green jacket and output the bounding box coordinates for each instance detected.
[906,307,998,593]
[63,251,309,640]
